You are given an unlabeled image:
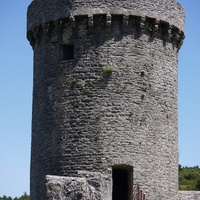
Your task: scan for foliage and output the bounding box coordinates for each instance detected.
[0,192,30,200]
[179,164,200,191]
[103,65,114,73]
[197,178,200,190]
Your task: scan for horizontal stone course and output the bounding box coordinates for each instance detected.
[179,191,200,200]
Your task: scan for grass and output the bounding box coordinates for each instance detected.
[103,65,114,73]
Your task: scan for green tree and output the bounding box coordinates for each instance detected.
[184,172,196,180]
[179,164,182,172]
[196,178,200,190]
[18,192,30,200]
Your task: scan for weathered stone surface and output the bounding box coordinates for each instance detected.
[46,176,87,200]
[27,0,185,200]
[78,171,111,200]
[27,0,185,31]
[179,191,200,200]
[46,172,111,200]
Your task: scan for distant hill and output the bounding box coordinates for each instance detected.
[179,164,200,190]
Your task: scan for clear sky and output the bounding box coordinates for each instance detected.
[0,0,199,198]
[178,0,200,168]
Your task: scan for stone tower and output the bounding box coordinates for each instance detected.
[27,0,185,199]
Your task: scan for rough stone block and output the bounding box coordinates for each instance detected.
[46,176,87,200]
[46,172,111,200]
[178,191,200,200]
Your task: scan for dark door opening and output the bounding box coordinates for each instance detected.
[112,168,129,200]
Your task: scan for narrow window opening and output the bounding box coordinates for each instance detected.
[141,94,145,100]
[112,166,133,200]
[63,44,74,60]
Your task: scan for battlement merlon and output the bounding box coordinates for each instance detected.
[27,0,185,32]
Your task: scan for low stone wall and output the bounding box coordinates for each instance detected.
[46,172,111,200]
[46,175,200,200]
[179,191,200,200]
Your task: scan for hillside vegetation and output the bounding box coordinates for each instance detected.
[179,165,200,191]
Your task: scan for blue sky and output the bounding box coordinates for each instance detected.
[0,0,32,197]
[0,0,199,198]
[178,0,200,168]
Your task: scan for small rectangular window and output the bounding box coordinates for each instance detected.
[63,44,74,60]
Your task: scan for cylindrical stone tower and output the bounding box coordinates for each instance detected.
[27,0,185,199]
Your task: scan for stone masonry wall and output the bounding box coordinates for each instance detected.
[179,191,200,200]
[46,173,111,200]
[46,175,200,200]
[27,0,185,31]
[27,1,185,200]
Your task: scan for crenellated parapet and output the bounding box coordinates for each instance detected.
[27,14,185,51]
[27,0,185,32]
